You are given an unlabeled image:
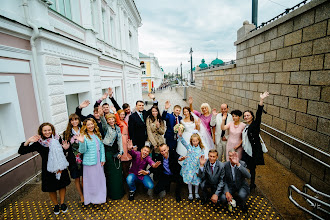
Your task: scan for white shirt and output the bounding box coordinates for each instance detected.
[230,163,241,181]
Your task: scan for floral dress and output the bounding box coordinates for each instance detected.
[178,136,204,185]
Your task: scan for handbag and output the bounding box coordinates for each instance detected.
[259,134,268,153]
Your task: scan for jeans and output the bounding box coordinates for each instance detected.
[126,173,154,192]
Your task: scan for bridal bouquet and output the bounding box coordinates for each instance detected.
[173,124,185,133]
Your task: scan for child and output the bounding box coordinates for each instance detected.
[77,118,106,205]
[178,128,204,200]
[18,123,71,215]
[63,113,84,203]
[162,100,182,151]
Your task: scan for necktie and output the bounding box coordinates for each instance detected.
[211,164,214,174]
[176,117,178,124]
[139,112,144,122]
[221,116,227,137]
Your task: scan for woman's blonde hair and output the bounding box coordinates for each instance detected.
[190,133,205,149]
[200,103,211,114]
[81,118,102,140]
[105,113,117,124]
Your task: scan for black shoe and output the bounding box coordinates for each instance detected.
[129,191,135,201]
[250,183,256,190]
[60,203,68,213]
[53,204,60,215]
[242,204,248,213]
[175,195,181,202]
[201,198,207,205]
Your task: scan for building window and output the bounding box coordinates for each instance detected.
[66,93,79,115]
[110,16,116,46]
[49,0,72,20]
[102,9,107,42]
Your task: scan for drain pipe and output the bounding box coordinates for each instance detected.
[22,0,46,122]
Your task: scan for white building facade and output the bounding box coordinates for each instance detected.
[139,52,164,92]
[0,0,141,167]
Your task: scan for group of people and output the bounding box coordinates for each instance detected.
[18,86,269,215]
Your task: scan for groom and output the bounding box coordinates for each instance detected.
[162,100,182,152]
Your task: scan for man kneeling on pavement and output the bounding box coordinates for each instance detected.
[199,149,251,212]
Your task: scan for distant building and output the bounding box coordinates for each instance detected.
[139,52,164,92]
[0,0,142,199]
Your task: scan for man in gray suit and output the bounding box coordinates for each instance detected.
[198,149,225,205]
[220,149,251,212]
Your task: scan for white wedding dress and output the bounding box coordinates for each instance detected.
[176,116,214,165]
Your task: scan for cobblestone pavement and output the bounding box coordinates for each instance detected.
[0,89,309,220]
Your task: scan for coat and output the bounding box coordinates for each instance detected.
[149,150,182,178]
[100,116,123,154]
[198,160,225,196]
[128,110,148,149]
[162,110,182,140]
[146,117,165,153]
[79,135,105,166]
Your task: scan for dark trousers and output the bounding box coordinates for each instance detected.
[165,137,177,152]
[154,173,183,197]
[200,181,218,200]
[220,187,249,206]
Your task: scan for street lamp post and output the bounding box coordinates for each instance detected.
[189,47,193,84]
[180,62,183,85]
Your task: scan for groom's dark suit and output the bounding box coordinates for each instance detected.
[128,110,148,150]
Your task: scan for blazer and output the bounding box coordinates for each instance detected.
[149,150,181,177]
[210,113,233,145]
[146,117,165,152]
[198,160,225,196]
[245,104,265,165]
[79,135,105,166]
[162,110,182,140]
[100,116,123,154]
[128,110,148,147]
[223,161,251,194]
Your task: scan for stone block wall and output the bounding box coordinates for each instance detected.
[180,0,330,193]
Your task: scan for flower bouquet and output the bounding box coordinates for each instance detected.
[173,124,185,133]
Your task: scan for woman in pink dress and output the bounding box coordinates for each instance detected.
[111,107,132,179]
[221,110,245,161]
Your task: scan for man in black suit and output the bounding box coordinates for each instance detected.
[149,144,184,202]
[128,100,148,151]
[220,149,251,212]
[198,149,225,205]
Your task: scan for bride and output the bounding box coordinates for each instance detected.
[176,107,214,165]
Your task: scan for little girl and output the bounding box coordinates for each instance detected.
[77,118,106,205]
[178,128,204,200]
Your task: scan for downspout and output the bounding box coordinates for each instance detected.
[22,0,46,122]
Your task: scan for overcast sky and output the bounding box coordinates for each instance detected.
[134,0,306,74]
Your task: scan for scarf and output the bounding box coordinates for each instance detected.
[242,125,253,157]
[39,135,69,180]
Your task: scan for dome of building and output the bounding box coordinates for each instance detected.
[199,59,208,69]
[211,58,224,66]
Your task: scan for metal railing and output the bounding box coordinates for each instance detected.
[250,0,311,32]
[288,184,330,220]
[260,123,330,169]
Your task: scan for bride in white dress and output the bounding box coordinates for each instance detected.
[177,107,214,165]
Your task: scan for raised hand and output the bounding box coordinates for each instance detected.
[260,91,269,100]
[108,87,113,98]
[212,108,217,116]
[196,118,201,126]
[222,112,227,120]
[79,100,90,109]
[61,140,70,150]
[231,152,239,165]
[178,156,188,161]
[199,155,207,167]
[148,93,155,100]
[152,161,161,168]
[127,139,133,151]
[25,135,41,146]
[98,105,104,116]
[101,92,108,101]
[178,127,183,137]
[110,105,117,113]
[165,100,171,110]
[188,96,193,104]
[77,133,85,143]
[138,170,149,175]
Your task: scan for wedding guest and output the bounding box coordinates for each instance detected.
[63,114,84,203]
[128,101,148,150]
[162,100,182,151]
[198,150,225,205]
[220,150,251,212]
[242,91,269,190]
[75,100,104,138]
[126,143,161,201]
[188,96,213,136]
[210,104,233,162]
[122,103,131,124]
[18,123,70,215]
[146,106,165,161]
[99,107,124,200]
[221,110,245,161]
[111,106,131,179]
[78,118,106,205]
[177,128,204,201]
[149,144,184,202]
[94,88,121,113]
